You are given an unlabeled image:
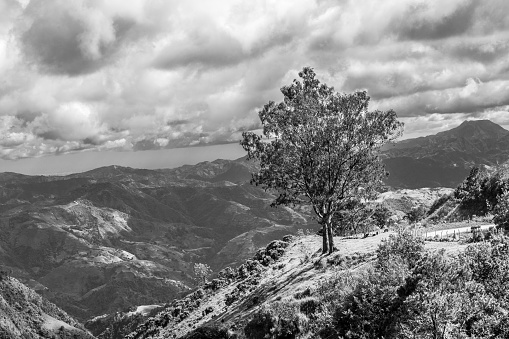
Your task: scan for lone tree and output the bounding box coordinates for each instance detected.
[241,67,403,254]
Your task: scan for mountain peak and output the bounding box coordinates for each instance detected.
[458,119,507,130]
[437,119,509,139]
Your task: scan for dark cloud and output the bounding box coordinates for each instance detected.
[19,1,136,76]
[36,130,60,141]
[448,40,509,63]
[167,119,191,127]
[133,139,160,151]
[21,12,103,75]
[393,0,479,41]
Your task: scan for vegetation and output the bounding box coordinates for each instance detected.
[241,67,403,253]
[371,204,392,228]
[454,166,508,218]
[405,205,427,224]
[193,263,212,284]
[237,232,509,338]
[493,189,509,231]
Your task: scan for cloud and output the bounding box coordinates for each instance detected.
[0,0,508,160]
[152,23,245,70]
[375,78,509,116]
[19,1,118,75]
[392,0,480,41]
[31,102,107,141]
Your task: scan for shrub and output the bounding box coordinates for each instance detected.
[244,302,308,339]
[182,325,230,339]
[376,230,424,269]
[244,310,276,339]
[333,260,409,339]
[299,298,320,318]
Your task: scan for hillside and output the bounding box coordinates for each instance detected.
[123,232,472,339]
[0,158,317,326]
[382,120,509,188]
[0,274,94,338]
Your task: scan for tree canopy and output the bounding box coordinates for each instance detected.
[241,67,403,254]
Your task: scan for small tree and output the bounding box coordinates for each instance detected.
[241,67,403,254]
[493,189,509,231]
[193,263,212,284]
[372,204,392,228]
[405,205,426,224]
[332,199,374,236]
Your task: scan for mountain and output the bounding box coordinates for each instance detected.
[0,157,317,331]
[0,274,94,338]
[382,120,509,188]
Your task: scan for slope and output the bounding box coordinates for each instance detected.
[124,233,467,339]
[0,274,94,339]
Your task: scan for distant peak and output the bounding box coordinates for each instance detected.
[445,119,508,136]
[459,119,500,127]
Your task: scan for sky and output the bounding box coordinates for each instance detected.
[0,0,509,175]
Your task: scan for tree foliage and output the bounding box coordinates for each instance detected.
[193,263,212,284]
[493,189,509,231]
[371,204,392,228]
[405,205,427,224]
[241,67,403,253]
[454,166,508,218]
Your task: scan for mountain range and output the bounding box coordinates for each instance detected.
[382,120,509,188]
[0,158,316,329]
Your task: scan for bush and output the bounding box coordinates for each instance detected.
[244,302,307,339]
[244,310,276,339]
[376,231,424,269]
[299,298,320,318]
[333,259,409,339]
[182,325,230,339]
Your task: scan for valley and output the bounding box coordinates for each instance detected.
[0,158,317,326]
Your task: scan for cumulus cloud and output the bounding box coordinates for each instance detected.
[0,0,508,160]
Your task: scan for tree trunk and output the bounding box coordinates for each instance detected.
[322,223,328,254]
[327,223,335,254]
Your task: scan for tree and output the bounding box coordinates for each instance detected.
[493,189,509,231]
[405,205,426,224]
[193,263,212,284]
[241,67,403,254]
[332,199,374,236]
[372,204,392,228]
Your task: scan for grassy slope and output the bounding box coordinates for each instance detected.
[0,275,94,339]
[126,233,467,339]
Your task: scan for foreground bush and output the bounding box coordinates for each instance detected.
[244,302,308,339]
